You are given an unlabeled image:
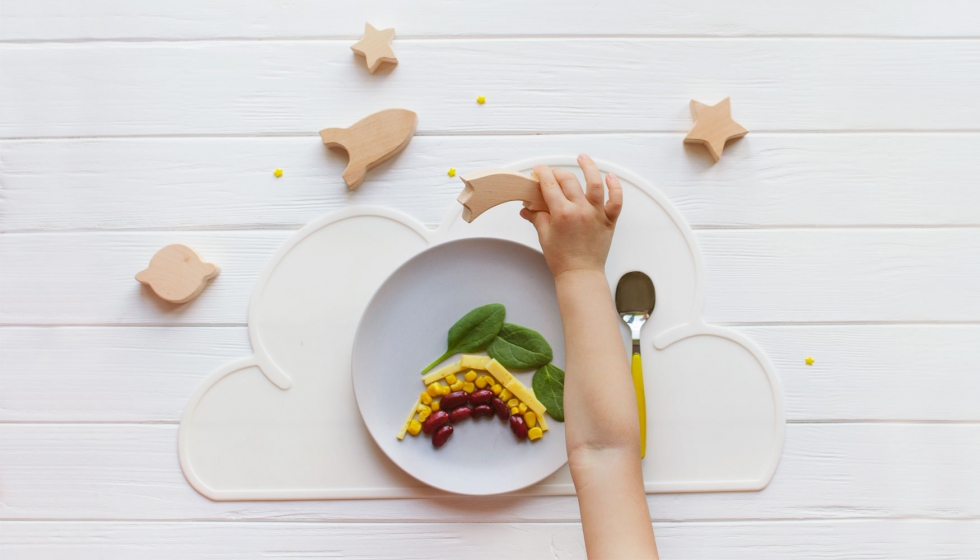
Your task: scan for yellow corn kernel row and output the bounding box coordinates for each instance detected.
[398,396,422,440]
[427,381,451,398]
[421,360,465,385]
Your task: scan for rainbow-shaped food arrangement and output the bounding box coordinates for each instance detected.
[397,303,565,449]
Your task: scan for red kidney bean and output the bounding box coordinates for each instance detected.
[440,391,469,411]
[432,425,453,448]
[491,397,509,420]
[473,404,493,418]
[422,410,449,434]
[449,406,472,423]
[469,389,493,406]
[510,415,528,440]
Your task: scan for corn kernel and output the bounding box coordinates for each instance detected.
[518,403,528,414]
[524,411,537,428]
[427,383,442,397]
[511,406,520,415]
[450,380,464,391]
[420,391,432,405]
[507,398,519,408]
[431,400,440,412]
[417,403,431,413]
[408,419,422,436]
[463,382,475,393]
[464,371,478,382]
[475,377,488,389]
[445,374,458,385]
[491,384,502,395]
[441,385,451,395]
[499,389,513,402]
[418,409,431,422]
[528,427,543,441]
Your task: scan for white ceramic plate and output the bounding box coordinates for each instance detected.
[352,237,567,495]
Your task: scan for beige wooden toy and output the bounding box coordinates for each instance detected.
[319,109,417,190]
[683,97,748,162]
[136,244,220,304]
[457,168,548,222]
[350,23,397,73]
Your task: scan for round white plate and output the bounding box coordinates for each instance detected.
[352,237,567,495]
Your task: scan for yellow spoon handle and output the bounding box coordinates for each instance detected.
[631,352,647,459]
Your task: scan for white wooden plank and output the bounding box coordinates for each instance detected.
[4,134,980,231]
[0,327,249,422]
[3,519,979,560]
[5,1,980,41]
[0,230,291,326]
[4,325,978,423]
[3,229,978,325]
[1,423,977,522]
[4,40,980,138]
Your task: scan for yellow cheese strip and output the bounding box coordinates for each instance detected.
[485,359,515,386]
[421,360,464,386]
[460,354,491,370]
[505,379,547,419]
[535,409,548,432]
[397,396,422,440]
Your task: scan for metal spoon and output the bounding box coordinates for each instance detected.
[615,271,656,459]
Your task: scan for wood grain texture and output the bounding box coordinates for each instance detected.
[5,325,976,424]
[4,134,980,231]
[4,40,980,138]
[2,423,978,522]
[3,0,979,41]
[3,519,979,560]
[3,229,977,325]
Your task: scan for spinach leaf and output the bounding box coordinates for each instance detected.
[487,323,553,370]
[533,363,565,422]
[420,303,506,374]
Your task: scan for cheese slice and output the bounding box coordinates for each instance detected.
[397,396,422,440]
[536,410,548,432]
[505,379,547,420]
[485,359,515,386]
[460,354,492,370]
[421,360,465,386]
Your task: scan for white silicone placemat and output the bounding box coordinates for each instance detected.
[178,157,785,500]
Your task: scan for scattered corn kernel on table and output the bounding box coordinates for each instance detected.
[3,2,980,558]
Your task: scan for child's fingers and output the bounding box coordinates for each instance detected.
[552,168,586,202]
[520,208,551,229]
[578,154,605,208]
[604,172,623,223]
[533,165,568,212]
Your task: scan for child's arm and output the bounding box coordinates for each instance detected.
[521,155,659,559]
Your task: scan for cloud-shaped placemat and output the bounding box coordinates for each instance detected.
[178,157,784,500]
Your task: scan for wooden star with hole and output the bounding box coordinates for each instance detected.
[350,23,397,74]
[683,97,748,162]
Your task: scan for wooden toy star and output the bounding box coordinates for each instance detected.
[683,97,748,162]
[351,23,397,74]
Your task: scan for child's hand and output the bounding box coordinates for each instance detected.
[520,154,623,278]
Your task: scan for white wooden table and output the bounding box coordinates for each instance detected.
[2,2,979,558]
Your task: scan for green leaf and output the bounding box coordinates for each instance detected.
[533,363,565,422]
[487,323,553,370]
[421,303,506,374]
